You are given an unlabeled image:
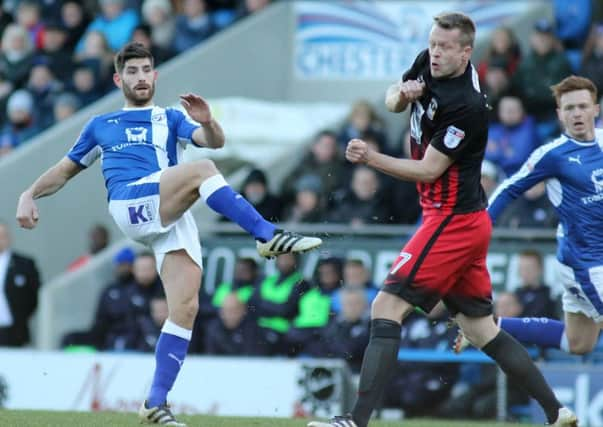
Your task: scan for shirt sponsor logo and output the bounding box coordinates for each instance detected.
[580,168,603,204]
[127,200,154,225]
[125,127,148,143]
[443,125,465,149]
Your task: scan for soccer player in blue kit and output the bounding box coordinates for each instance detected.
[455,76,603,361]
[15,43,321,425]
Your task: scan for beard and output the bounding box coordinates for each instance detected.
[122,82,155,106]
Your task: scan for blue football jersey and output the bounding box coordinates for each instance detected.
[489,130,603,269]
[67,106,200,200]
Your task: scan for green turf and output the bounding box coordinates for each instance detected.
[0,410,543,427]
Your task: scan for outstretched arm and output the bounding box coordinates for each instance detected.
[16,157,83,229]
[180,93,225,149]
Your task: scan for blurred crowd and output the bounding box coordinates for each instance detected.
[0,0,271,157]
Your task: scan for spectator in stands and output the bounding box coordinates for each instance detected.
[338,100,387,151]
[76,0,139,53]
[497,181,558,229]
[512,19,572,143]
[580,23,603,94]
[141,0,176,52]
[36,22,74,84]
[554,0,592,71]
[247,252,310,355]
[282,130,345,209]
[26,62,63,130]
[315,256,343,300]
[134,293,169,351]
[86,252,161,351]
[0,222,41,347]
[0,74,13,126]
[172,0,215,54]
[480,159,501,198]
[16,0,45,51]
[482,59,511,122]
[477,26,521,83]
[0,23,35,89]
[211,257,258,309]
[515,250,558,319]
[67,223,110,272]
[383,302,459,417]
[74,30,116,93]
[282,173,325,223]
[0,89,39,157]
[204,292,268,355]
[328,166,391,225]
[382,129,421,224]
[237,168,282,222]
[131,24,173,66]
[52,92,81,122]
[69,60,105,106]
[332,258,378,314]
[60,1,90,52]
[311,287,370,372]
[486,95,539,176]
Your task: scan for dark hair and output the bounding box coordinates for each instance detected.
[551,75,598,107]
[114,42,154,74]
[433,12,476,47]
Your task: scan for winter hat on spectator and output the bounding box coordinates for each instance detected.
[244,168,267,186]
[7,89,33,114]
[55,92,81,110]
[113,247,136,265]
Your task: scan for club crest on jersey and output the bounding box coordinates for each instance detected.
[125,127,148,143]
[152,112,166,122]
[426,98,438,120]
[591,168,603,193]
[443,125,465,149]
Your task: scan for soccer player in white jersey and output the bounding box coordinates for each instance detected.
[15,43,321,426]
[455,75,603,362]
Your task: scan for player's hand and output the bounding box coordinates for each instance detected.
[346,139,370,164]
[16,192,39,229]
[179,93,212,125]
[399,80,425,102]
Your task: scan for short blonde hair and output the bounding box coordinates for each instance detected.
[434,12,476,47]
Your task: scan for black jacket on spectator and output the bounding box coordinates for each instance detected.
[310,316,370,372]
[204,313,269,356]
[0,253,40,346]
[516,285,558,319]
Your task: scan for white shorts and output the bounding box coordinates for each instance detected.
[108,171,203,272]
[557,261,603,322]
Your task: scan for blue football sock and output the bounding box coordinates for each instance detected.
[200,174,275,242]
[499,317,565,349]
[147,320,191,408]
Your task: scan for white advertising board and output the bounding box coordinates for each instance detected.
[0,350,350,417]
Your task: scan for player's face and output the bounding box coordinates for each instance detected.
[557,89,599,141]
[114,57,157,107]
[428,25,472,79]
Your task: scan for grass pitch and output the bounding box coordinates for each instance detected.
[0,410,543,427]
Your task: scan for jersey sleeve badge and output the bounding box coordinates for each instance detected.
[444,125,465,149]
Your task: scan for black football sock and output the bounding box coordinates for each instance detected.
[481,330,562,424]
[351,318,401,427]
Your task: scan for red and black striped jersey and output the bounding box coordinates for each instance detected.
[403,49,488,215]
